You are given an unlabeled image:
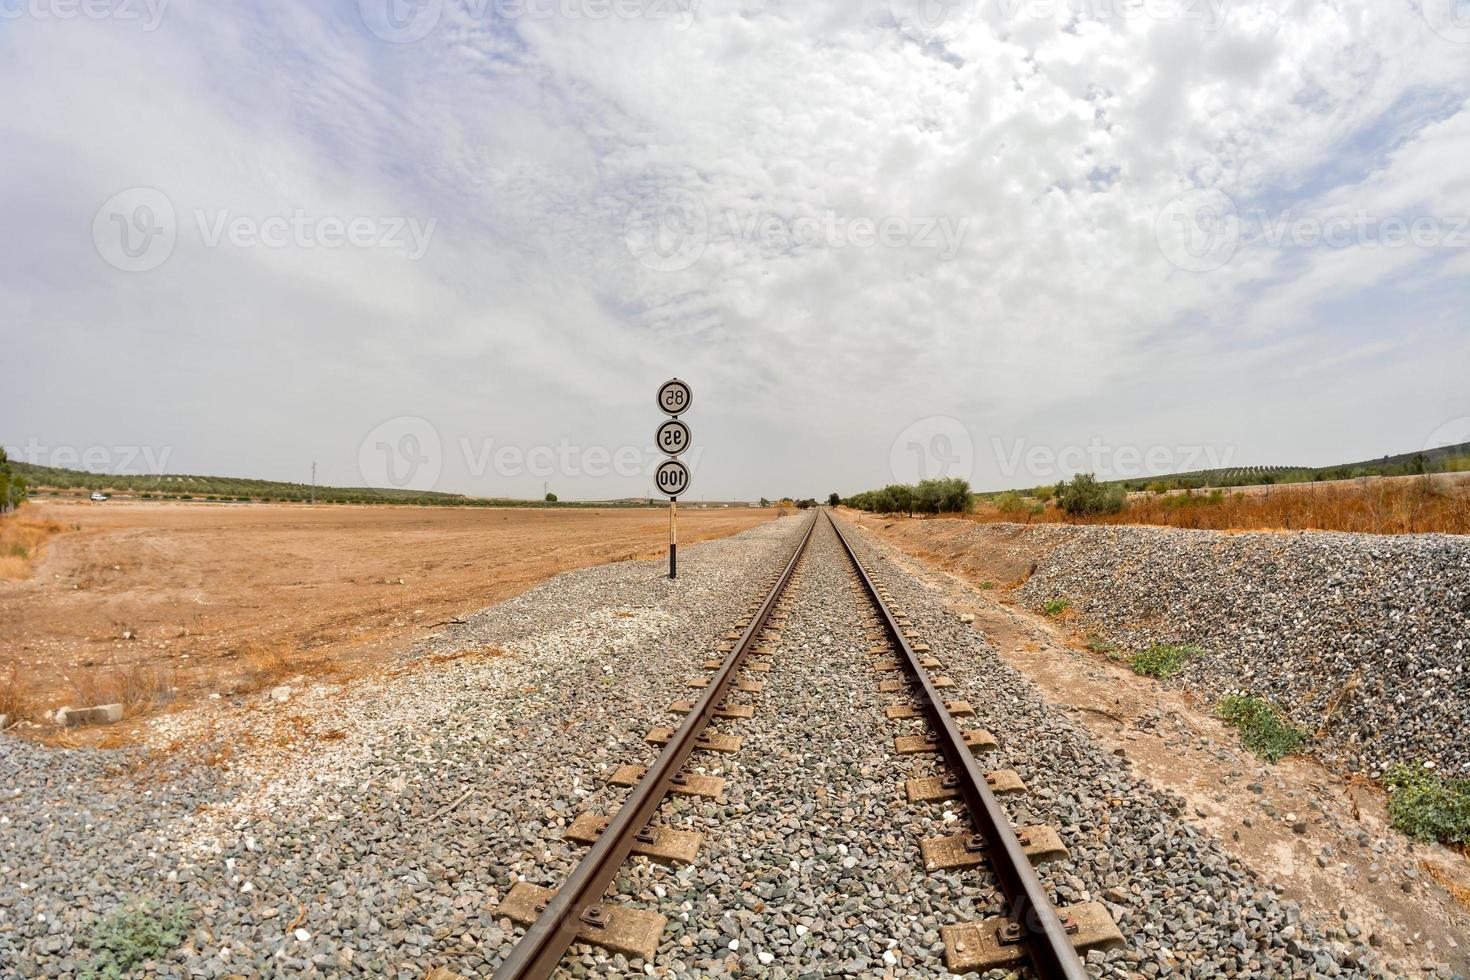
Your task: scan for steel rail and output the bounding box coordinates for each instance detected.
[826,510,1088,980]
[494,510,820,980]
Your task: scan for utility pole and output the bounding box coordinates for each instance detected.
[311,462,316,504]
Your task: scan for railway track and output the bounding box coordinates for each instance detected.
[494,509,1122,977]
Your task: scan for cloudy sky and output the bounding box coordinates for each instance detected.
[3,0,1467,500]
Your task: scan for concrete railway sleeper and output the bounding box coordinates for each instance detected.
[494,509,1124,977]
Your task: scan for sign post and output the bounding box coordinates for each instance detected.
[655,379,693,579]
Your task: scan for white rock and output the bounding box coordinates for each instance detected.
[757,951,775,965]
[294,928,311,942]
[959,613,975,624]
[727,939,739,951]
[271,686,292,703]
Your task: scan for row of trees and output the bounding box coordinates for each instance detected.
[842,478,972,515]
[0,449,27,514]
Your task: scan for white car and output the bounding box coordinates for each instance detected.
[90,492,108,502]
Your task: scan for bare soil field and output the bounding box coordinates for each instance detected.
[0,500,774,728]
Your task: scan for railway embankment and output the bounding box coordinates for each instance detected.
[851,516,1470,778]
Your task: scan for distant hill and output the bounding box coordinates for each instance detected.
[983,441,1470,496]
[10,462,654,508]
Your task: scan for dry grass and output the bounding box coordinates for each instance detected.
[233,640,297,692]
[0,664,38,724]
[0,512,66,579]
[69,659,177,715]
[968,477,1469,535]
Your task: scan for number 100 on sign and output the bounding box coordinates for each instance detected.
[656,459,690,498]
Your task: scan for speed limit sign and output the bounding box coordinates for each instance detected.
[656,459,690,497]
[656,378,693,416]
[655,419,691,457]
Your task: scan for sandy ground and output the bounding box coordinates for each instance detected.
[842,512,1470,976]
[1,500,774,723]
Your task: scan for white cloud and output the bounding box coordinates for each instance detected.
[1,0,1465,498]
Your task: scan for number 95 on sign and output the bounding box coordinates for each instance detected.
[656,459,690,498]
[656,419,691,457]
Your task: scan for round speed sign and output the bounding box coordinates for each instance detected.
[655,419,691,457]
[655,459,690,498]
[656,378,693,416]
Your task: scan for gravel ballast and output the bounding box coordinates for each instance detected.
[0,512,1410,977]
[868,519,1470,778]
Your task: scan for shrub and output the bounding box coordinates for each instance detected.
[80,899,191,979]
[544,492,558,503]
[1042,598,1071,616]
[1129,644,1196,678]
[1383,765,1470,845]
[1216,694,1306,762]
[994,492,1026,513]
[978,581,995,590]
[1056,473,1126,516]
[1084,634,1120,657]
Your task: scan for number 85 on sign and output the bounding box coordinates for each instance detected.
[656,419,691,457]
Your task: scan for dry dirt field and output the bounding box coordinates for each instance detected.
[0,500,774,725]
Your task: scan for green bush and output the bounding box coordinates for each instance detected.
[81,899,191,979]
[1056,473,1126,516]
[1085,634,1120,657]
[1042,598,1071,616]
[1129,644,1196,678]
[1383,765,1470,845]
[994,491,1027,513]
[1216,695,1305,762]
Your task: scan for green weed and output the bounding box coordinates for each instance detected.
[1129,644,1197,679]
[1383,765,1470,845]
[1216,694,1305,762]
